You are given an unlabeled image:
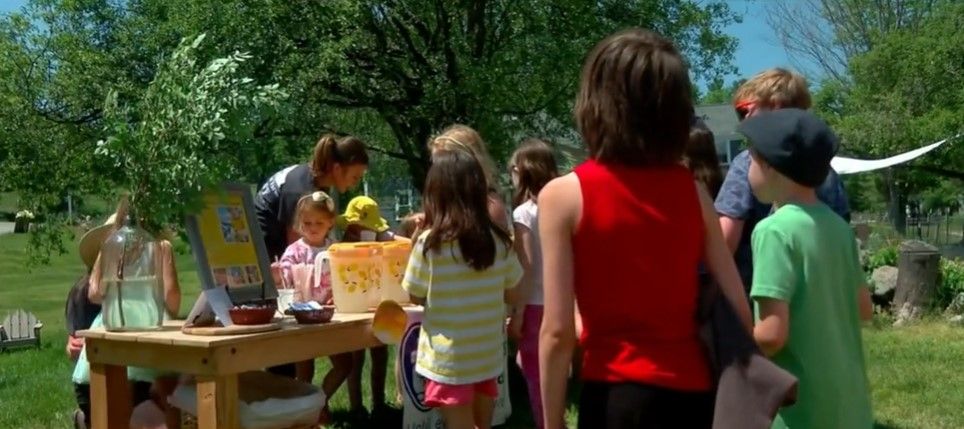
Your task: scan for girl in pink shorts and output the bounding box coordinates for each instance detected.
[506,139,558,428]
[402,142,523,429]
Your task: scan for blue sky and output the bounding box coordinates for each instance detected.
[709,0,796,86]
[0,0,801,91]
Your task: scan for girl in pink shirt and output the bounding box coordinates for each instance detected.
[278,192,336,303]
[276,191,350,424]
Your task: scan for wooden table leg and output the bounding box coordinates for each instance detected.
[89,363,131,429]
[196,374,239,429]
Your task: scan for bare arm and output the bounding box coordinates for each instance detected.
[698,183,753,331]
[538,174,580,429]
[754,298,789,356]
[512,223,535,309]
[719,216,744,254]
[858,287,873,321]
[158,240,181,317]
[488,195,510,233]
[504,287,521,307]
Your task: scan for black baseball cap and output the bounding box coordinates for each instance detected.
[737,108,839,188]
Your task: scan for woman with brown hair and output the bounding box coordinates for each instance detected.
[255,134,368,381]
[256,134,369,261]
[537,29,751,429]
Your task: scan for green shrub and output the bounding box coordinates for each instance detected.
[937,259,964,309]
[868,245,899,271]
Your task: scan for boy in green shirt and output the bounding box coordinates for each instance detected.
[740,108,874,428]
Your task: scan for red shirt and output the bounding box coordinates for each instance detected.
[573,159,711,391]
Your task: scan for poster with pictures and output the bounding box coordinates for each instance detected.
[398,308,511,429]
[185,183,277,304]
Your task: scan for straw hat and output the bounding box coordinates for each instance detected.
[78,214,118,271]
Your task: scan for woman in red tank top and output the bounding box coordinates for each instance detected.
[537,29,752,429]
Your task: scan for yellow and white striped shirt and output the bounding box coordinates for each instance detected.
[402,230,522,384]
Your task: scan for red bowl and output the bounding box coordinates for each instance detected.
[229,307,275,325]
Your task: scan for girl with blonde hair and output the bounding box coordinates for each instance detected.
[427,124,510,232]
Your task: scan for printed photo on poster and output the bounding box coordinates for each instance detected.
[245,265,262,284]
[218,206,251,243]
[212,267,230,288]
[228,266,248,287]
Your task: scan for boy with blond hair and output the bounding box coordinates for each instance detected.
[731,68,811,116]
[715,67,850,292]
[739,108,873,428]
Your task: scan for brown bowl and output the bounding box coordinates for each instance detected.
[229,307,275,325]
[292,306,335,324]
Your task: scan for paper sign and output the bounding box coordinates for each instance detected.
[185,183,277,304]
[398,308,511,428]
[184,286,236,327]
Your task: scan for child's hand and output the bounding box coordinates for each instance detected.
[507,313,524,341]
[66,335,84,361]
[270,262,284,287]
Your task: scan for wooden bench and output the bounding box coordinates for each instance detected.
[0,309,44,351]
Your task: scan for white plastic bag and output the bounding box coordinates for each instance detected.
[169,371,324,429]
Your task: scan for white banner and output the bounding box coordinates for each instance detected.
[831,134,959,175]
[398,307,512,429]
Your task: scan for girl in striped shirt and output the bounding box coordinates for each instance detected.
[403,146,522,429]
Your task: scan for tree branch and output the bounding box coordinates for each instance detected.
[905,164,964,181]
[387,14,433,72]
[396,1,434,46]
[435,0,460,88]
[493,83,574,117]
[34,106,103,125]
[468,0,488,58]
[367,144,415,161]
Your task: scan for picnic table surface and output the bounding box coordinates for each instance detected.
[78,313,379,429]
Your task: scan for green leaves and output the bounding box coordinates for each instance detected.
[95,34,287,234]
[834,2,963,173]
[1,0,738,264]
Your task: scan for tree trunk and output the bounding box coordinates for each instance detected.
[893,240,941,326]
[888,170,907,234]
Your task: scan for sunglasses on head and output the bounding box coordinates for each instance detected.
[734,100,756,121]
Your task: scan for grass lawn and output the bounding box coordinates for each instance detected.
[1,232,963,428]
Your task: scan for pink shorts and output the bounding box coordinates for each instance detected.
[423,378,499,407]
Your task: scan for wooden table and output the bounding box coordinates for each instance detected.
[78,313,380,429]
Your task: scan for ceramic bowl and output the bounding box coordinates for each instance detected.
[292,306,335,324]
[228,306,275,325]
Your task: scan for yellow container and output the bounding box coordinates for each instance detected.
[327,243,380,313]
[379,241,412,304]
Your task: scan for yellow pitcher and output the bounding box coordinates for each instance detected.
[327,243,379,313]
[379,241,413,304]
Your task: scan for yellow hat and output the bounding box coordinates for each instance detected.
[337,196,389,232]
[78,214,118,271]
